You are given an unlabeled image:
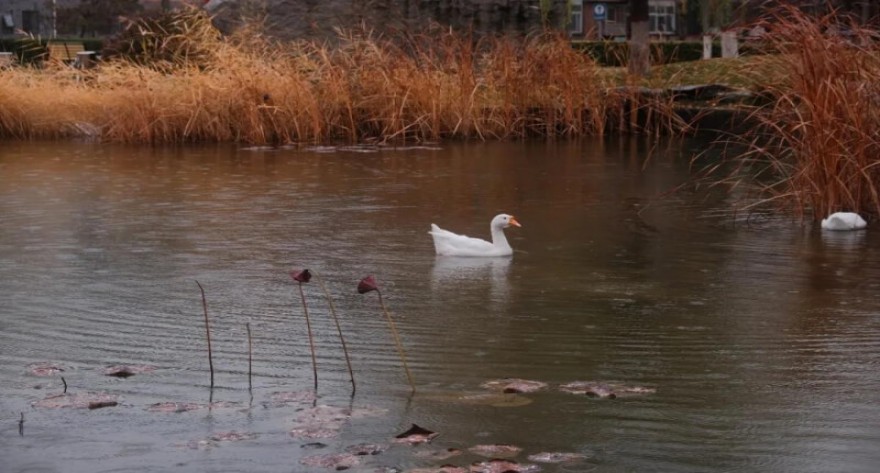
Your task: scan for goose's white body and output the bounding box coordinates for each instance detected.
[429,214,521,257]
[821,212,867,231]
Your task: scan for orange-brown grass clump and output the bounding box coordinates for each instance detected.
[706,6,880,221]
[0,8,686,144]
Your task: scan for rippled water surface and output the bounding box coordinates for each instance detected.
[3,139,880,473]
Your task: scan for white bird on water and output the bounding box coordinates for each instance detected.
[821,212,867,231]
[429,214,521,257]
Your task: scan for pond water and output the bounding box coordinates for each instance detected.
[2,139,880,473]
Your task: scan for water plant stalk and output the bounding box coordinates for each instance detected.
[246,322,253,392]
[294,280,319,392]
[195,280,215,389]
[61,376,67,394]
[376,289,415,393]
[313,271,356,395]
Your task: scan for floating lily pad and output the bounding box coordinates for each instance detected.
[346,443,389,456]
[413,448,463,461]
[559,381,655,399]
[104,365,155,378]
[300,452,361,470]
[469,459,540,473]
[28,363,65,377]
[468,444,522,458]
[32,392,118,409]
[394,424,439,445]
[526,452,588,463]
[480,379,547,394]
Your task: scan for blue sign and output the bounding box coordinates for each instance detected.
[593,3,606,21]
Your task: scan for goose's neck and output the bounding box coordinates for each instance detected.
[490,225,511,250]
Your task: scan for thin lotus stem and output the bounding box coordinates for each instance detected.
[18,412,23,436]
[376,289,415,393]
[246,322,253,392]
[195,280,215,390]
[61,376,67,394]
[296,282,319,392]
[314,271,356,395]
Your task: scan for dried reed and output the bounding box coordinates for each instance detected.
[0,8,684,143]
[195,280,215,389]
[704,6,880,221]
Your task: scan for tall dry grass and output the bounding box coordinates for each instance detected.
[0,8,685,144]
[708,6,880,221]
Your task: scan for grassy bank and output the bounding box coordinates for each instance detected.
[0,10,688,144]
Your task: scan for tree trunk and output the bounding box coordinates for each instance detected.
[628,0,650,77]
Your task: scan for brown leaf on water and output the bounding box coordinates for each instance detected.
[480,378,547,394]
[394,424,439,445]
[468,444,522,458]
[88,400,118,410]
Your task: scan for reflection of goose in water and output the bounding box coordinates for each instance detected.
[429,214,521,257]
[821,212,867,231]
[430,256,512,303]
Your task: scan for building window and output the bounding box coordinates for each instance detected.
[22,10,40,34]
[569,0,584,35]
[649,1,676,34]
[1,13,14,35]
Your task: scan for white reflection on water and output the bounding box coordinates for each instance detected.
[430,256,512,307]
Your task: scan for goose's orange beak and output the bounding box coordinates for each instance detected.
[509,216,521,227]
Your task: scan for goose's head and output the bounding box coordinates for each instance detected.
[492,213,522,229]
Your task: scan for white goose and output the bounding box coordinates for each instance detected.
[821,212,867,231]
[429,214,521,257]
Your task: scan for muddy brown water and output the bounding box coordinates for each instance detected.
[2,139,880,472]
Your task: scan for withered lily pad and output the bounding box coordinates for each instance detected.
[103,364,155,378]
[559,381,655,399]
[28,363,65,377]
[394,424,439,445]
[413,448,463,461]
[468,444,522,458]
[480,379,548,394]
[346,443,389,455]
[469,459,540,473]
[300,452,361,470]
[526,452,588,463]
[32,392,118,409]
